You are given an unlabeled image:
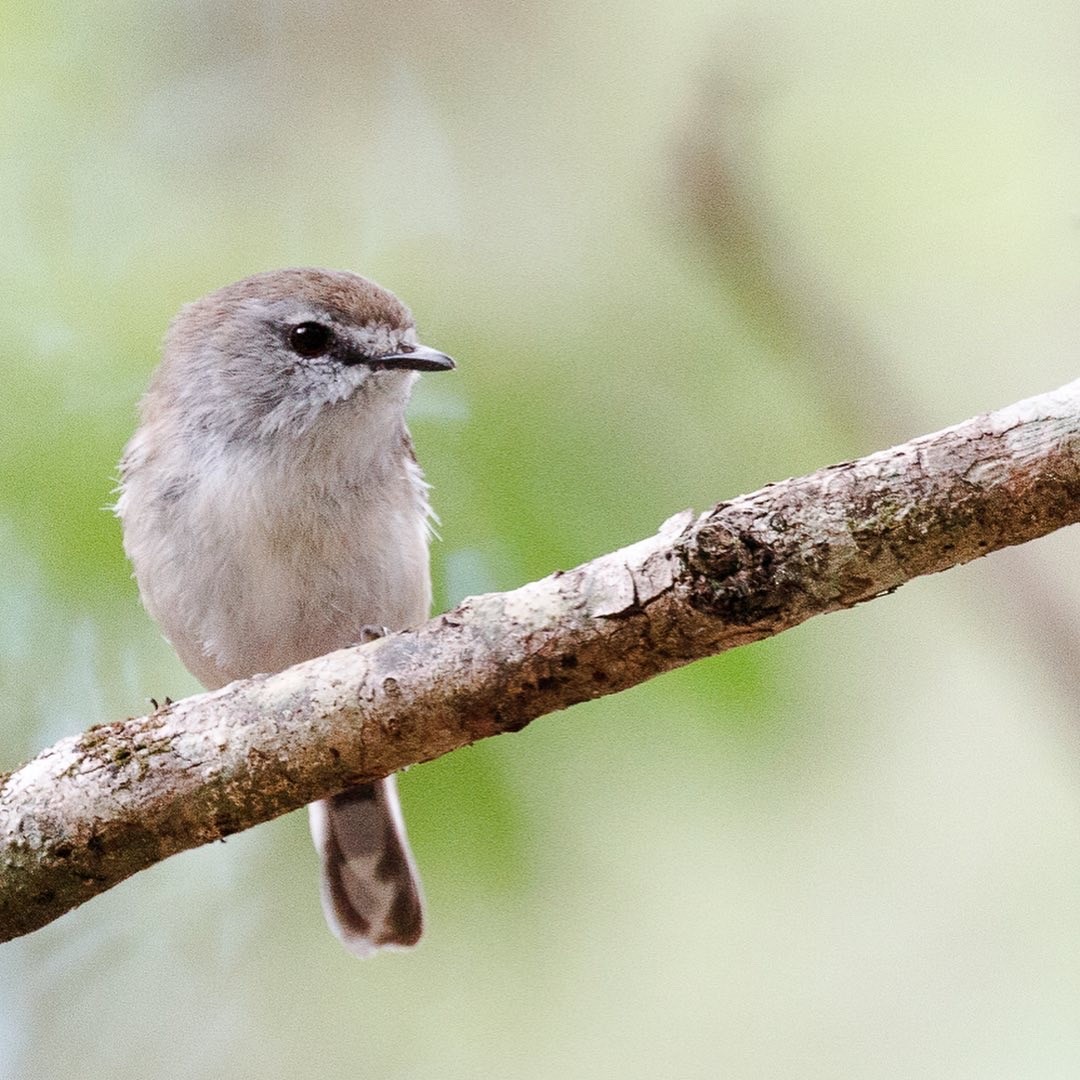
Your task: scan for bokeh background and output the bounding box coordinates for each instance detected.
[4,1,1080,1077]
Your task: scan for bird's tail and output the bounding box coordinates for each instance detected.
[308,776,424,956]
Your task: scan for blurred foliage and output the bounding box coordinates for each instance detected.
[4,1,1080,1077]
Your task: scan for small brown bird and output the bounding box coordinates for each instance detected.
[115,268,455,955]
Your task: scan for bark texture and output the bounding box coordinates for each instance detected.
[4,378,1080,943]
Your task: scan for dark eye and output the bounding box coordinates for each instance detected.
[288,322,333,358]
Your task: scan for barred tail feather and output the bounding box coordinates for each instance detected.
[309,777,424,957]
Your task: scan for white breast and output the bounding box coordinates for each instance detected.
[120,423,432,691]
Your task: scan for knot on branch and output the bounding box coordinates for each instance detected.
[685,515,795,626]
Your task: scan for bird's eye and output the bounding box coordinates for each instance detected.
[288,322,333,358]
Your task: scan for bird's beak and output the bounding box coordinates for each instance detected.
[372,344,456,373]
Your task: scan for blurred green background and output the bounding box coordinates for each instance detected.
[4,1,1080,1077]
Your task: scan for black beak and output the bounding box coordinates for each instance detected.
[371,344,456,373]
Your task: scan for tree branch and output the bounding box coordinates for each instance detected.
[5,378,1080,943]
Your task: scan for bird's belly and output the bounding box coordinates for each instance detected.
[162,513,431,690]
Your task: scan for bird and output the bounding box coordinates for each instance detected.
[115,267,455,955]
